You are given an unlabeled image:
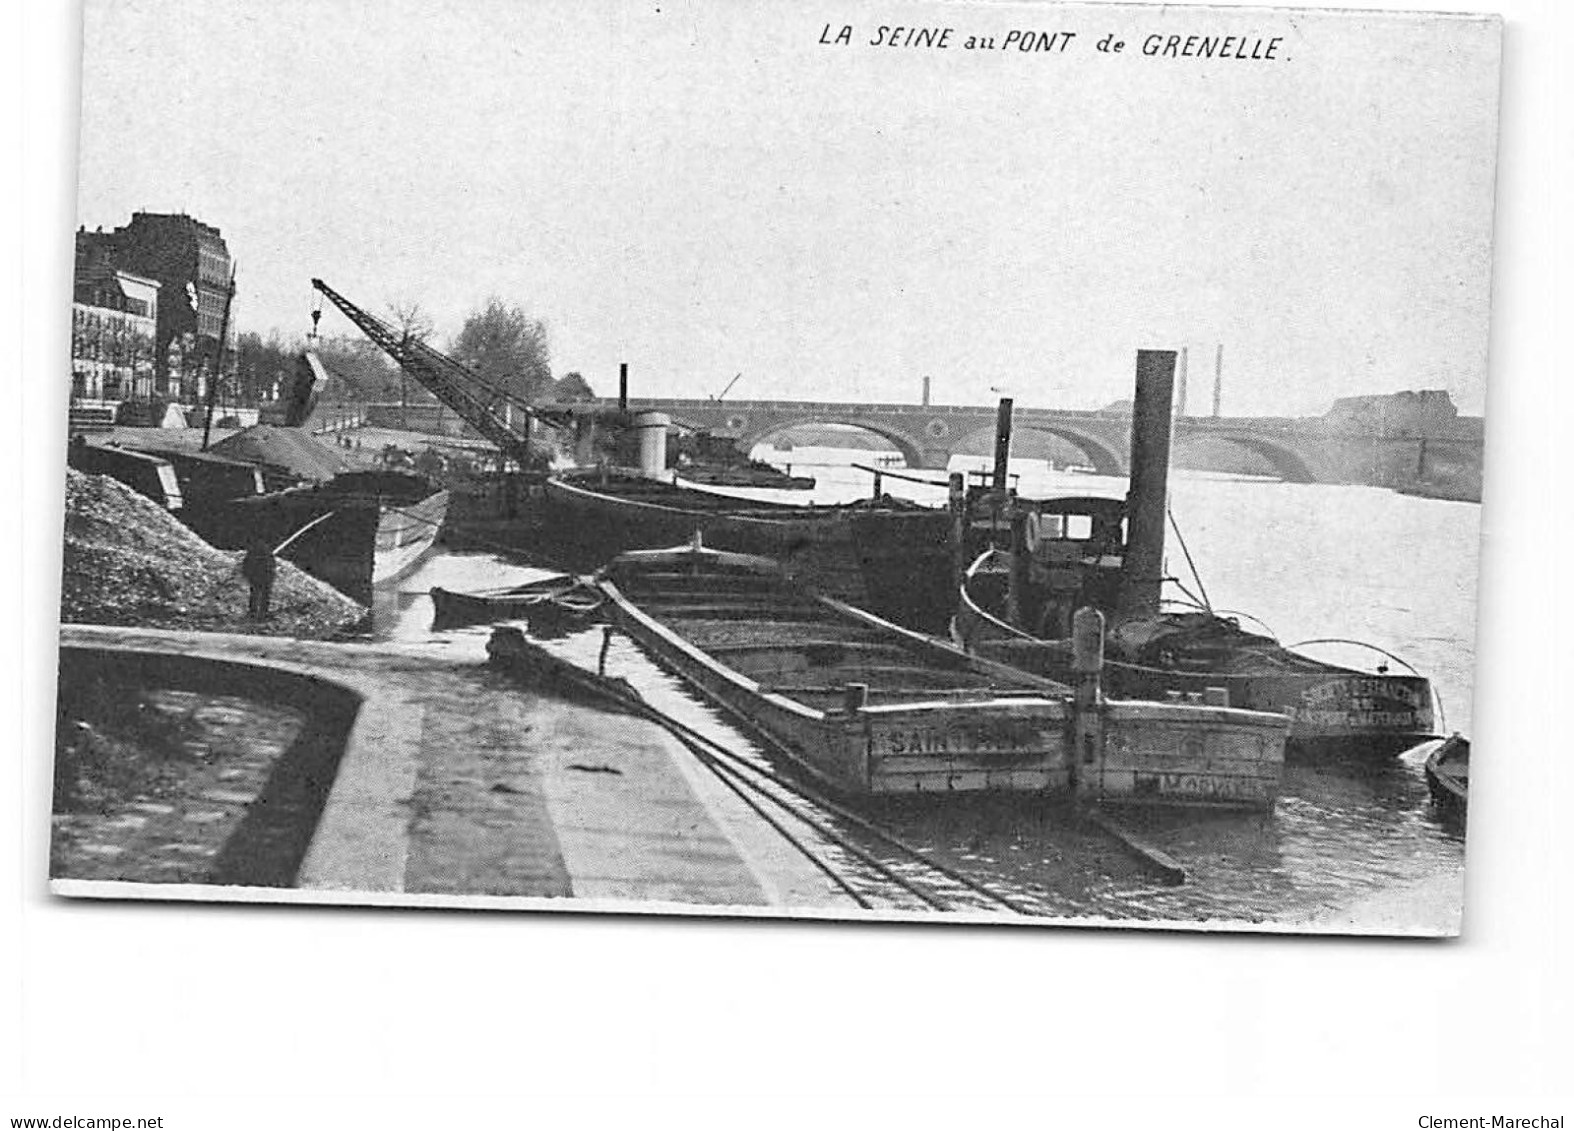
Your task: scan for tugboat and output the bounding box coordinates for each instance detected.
[951,352,1437,759]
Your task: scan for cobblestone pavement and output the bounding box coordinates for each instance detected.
[51,691,308,885]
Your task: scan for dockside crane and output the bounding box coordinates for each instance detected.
[310,278,566,467]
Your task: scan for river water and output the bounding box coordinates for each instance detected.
[374,446,1477,929]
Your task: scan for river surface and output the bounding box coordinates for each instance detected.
[373,446,1477,929]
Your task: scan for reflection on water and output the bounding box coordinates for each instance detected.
[375,454,1474,927]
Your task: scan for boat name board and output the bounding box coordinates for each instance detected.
[1298,708,1421,729]
[872,717,1060,760]
[1301,677,1427,710]
[1296,676,1429,731]
[1131,772,1269,803]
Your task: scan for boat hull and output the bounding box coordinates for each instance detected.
[187,476,449,605]
[541,471,955,631]
[593,544,1288,806]
[430,578,600,631]
[374,488,451,586]
[954,566,1434,759]
[1421,733,1469,817]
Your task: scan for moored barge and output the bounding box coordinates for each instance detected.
[541,468,954,631]
[187,470,450,606]
[592,539,1289,806]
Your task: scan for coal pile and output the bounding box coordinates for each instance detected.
[61,469,367,638]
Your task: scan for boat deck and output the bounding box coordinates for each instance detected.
[615,564,1054,714]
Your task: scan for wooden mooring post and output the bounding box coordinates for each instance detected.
[1071,606,1106,797]
[1007,506,1030,630]
[948,471,967,587]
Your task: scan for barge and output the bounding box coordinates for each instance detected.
[187,470,450,606]
[540,468,954,631]
[591,539,1289,807]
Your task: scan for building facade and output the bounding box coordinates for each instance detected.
[104,212,234,402]
[71,229,161,403]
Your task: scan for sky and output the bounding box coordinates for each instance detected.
[74,0,1501,417]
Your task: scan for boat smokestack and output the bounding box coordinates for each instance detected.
[1120,350,1177,619]
[619,362,629,414]
[992,397,1014,493]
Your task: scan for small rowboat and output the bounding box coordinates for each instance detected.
[1422,733,1469,816]
[429,577,601,629]
[590,540,1289,805]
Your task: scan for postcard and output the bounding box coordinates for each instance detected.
[54,0,1500,936]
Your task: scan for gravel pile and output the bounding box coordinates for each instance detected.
[209,424,355,482]
[61,469,367,638]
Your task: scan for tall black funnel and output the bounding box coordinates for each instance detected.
[1119,350,1177,619]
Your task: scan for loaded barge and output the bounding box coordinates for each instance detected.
[576,538,1290,807]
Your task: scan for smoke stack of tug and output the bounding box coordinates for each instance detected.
[1118,349,1178,621]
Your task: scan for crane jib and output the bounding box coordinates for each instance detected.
[308,279,565,468]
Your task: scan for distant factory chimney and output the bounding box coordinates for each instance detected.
[1212,344,1224,418]
[619,362,628,413]
[922,375,931,407]
[1175,347,1189,418]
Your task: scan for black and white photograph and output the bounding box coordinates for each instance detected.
[48,0,1499,934]
[14,0,1574,1122]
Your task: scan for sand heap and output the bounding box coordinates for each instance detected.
[60,469,367,638]
[208,424,355,483]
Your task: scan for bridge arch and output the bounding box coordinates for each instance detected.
[1171,431,1321,483]
[955,422,1128,477]
[734,415,931,469]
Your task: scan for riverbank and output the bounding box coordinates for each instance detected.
[53,625,860,911]
[61,469,367,638]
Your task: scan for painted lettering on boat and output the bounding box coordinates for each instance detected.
[1298,709,1419,730]
[1301,678,1426,711]
[878,719,1051,758]
[1134,772,1260,801]
[1295,677,1428,731]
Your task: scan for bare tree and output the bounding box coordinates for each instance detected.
[386,297,435,426]
[386,296,434,345]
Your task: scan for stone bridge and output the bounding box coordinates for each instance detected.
[590,397,1483,489]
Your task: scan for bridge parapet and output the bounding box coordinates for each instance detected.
[594,396,1480,489]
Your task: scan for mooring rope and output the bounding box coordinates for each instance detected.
[490,630,1036,915]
